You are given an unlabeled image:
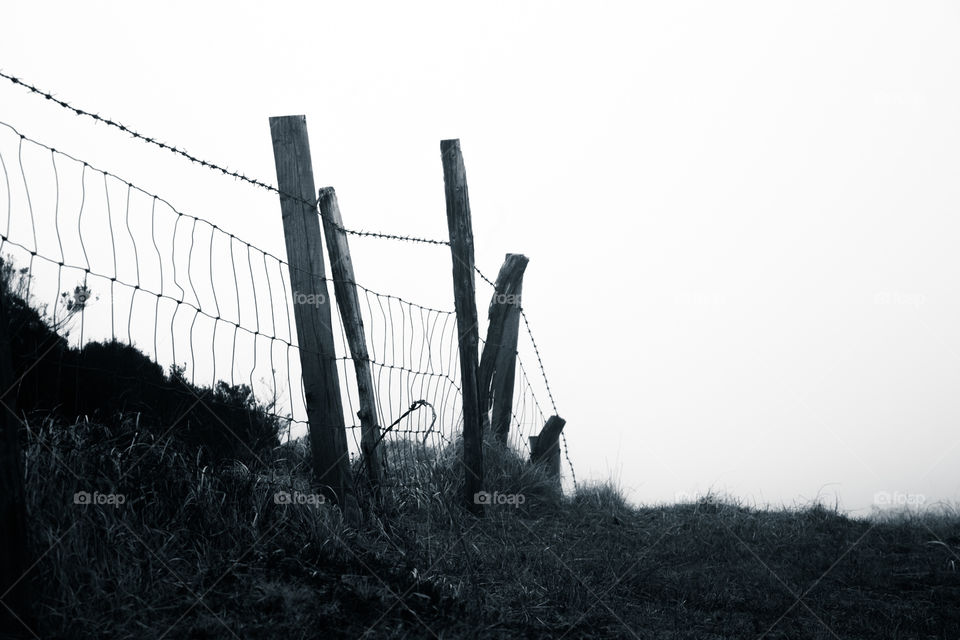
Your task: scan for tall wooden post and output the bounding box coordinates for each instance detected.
[269,116,355,515]
[478,253,528,444]
[317,187,382,495]
[0,274,34,638]
[530,415,566,482]
[441,139,483,516]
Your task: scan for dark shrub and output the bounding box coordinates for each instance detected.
[1,256,282,467]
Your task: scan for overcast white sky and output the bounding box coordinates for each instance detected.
[2,1,959,515]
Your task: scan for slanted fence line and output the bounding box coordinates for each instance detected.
[0,85,574,510]
[1,67,567,451]
[0,119,467,468]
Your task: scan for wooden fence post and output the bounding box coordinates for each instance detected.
[269,116,356,517]
[0,274,34,638]
[317,187,383,496]
[530,415,566,481]
[478,253,528,444]
[441,139,484,516]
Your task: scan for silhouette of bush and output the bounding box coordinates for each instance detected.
[162,365,283,466]
[0,261,71,414]
[1,256,282,466]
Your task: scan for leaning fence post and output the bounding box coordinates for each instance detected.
[441,139,484,516]
[478,253,528,444]
[317,187,383,496]
[530,415,566,482]
[269,115,356,518]
[0,272,34,638]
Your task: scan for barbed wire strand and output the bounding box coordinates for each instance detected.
[0,70,450,247]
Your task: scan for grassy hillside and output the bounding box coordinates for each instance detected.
[12,413,960,639]
[3,261,959,638]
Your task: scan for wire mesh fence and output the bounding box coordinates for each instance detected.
[0,116,571,496]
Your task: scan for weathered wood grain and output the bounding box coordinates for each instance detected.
[441,138,484,515]
[478,253,528,444]
[317,186,383,495]
[531,415,566,480]
[270,116,355,516]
